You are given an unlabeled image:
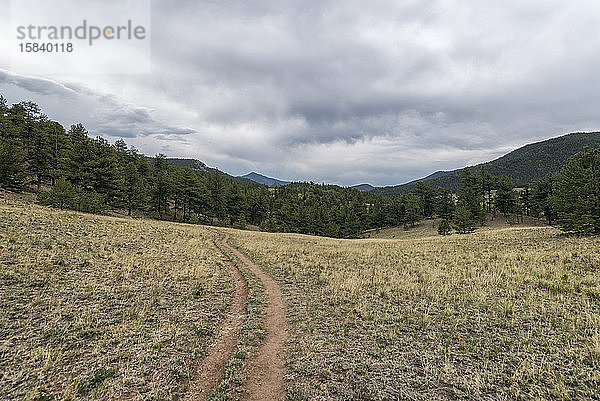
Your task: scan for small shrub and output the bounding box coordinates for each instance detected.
[38,179,75,209]
[38,180,106,214]
[72,186,106,214]
[438,219,452,235]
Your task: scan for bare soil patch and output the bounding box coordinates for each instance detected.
[185,239,248,401]
[222,235,288,401]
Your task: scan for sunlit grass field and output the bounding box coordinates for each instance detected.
[0,197,232,400]
[230,226,600,400]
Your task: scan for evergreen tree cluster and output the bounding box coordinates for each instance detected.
[442,166,550,234]
[1,97,598,237]
[553,148,600,235]
[436,148,600,235]
[0,98,425,237]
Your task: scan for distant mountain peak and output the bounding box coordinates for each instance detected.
[351,183,375,192]
[239,172,290,187]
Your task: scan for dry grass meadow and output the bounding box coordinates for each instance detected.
[230,226,600,400]
[0,196,234,400]
[3,194,600,400]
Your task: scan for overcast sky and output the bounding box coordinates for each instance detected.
[2,0,600,186]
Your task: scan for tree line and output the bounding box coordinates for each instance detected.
[0,98,424,237]
[434,150,599,235]
[1,97,598,237]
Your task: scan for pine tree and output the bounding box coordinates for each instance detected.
[404,194,421,228]
[554,147,600,234]
[479,167,494,212]
[171,167,185,221]
[88,137,124,206]
[13,102,48,188]
[414,182,436,218]
[0,137,26,190]
[344,208,361,238]
[28,122,53,190]
[436,189,455,220]
[532,174,556,224]
[47,121,69,185]
[208,173,227,223]
[457,168,486,228]
[520,187,533,217]
[494,175,517,219]
[62,124,95,186]
[151,154,172,219]
[189,177,209,222]
[226,183,245,225]
[454,198,476,234]
[247,188,269,225]
[39,178,75,209]
[124,160,147,216]
[0,96,13,141]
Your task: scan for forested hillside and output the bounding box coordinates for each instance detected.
[376,132,600,195]
[2,96,598,237]
[0,97,429,238]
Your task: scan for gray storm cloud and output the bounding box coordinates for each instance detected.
[1,0,600,185]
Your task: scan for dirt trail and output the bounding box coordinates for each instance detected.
[184,240,248,401]
[221,235,288,401]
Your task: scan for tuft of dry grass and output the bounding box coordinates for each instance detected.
[0,196,233,400]
[230,226,600,400]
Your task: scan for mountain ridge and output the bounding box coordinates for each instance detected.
[161,131,600,195]
[373,131,600,195]
[239,172,290,187]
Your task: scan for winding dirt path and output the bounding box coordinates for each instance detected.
[221,235,289,401]
[184,239,248,401]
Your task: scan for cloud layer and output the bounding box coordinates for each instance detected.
[2,0,600,185]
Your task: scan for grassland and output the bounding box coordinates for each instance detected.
[363,216,547,240]
[3,194,600,400]
[230,226,600,400]
[0,196,234,400]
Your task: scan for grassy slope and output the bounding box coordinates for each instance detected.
[230,226,600,400]
[364,216,548,240]
[0,196,233,400]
